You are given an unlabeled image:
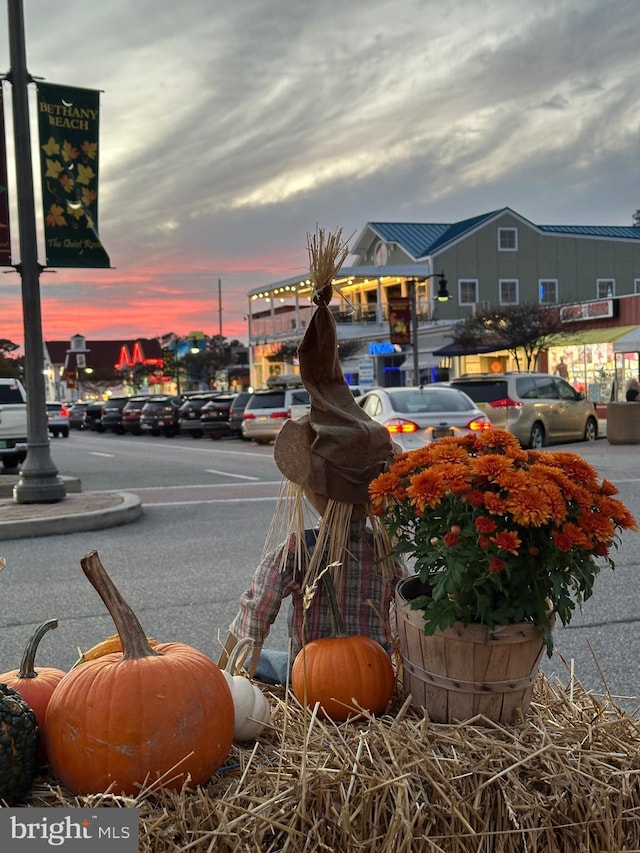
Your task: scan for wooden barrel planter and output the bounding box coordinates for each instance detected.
[395,576,547,724]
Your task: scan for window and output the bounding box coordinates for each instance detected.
[499,279,519,305]
[635,279,640,295]
[538,279,558,305]
[458,279,478,305]
[597,278,615,298]
[498,228,518,251]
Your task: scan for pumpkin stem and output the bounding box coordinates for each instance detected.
[80,550,160,661]
[323,569,347,637]
[18,618,58,679]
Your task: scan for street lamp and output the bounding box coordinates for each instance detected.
[409,272,449,386]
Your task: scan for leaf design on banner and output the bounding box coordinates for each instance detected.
[45,204,66,227]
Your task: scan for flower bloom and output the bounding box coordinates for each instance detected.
[475,516,497,534]
[490,557,506,573]
[491,530,522,555]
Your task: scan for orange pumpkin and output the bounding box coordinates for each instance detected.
[291,633,395,721]
[44,550,234,795]
[0,618,65,765]
[291,571,395,721]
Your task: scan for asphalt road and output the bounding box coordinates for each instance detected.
[0,429,639,714]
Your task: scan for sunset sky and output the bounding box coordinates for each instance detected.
[0,0,637,349]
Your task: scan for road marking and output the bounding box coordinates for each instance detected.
[88,451,115,457]
[143,497,277,506]
[204,469,259,480]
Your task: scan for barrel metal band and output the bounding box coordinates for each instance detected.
[401,655,538,695]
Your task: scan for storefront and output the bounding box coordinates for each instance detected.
[544,326,636,404]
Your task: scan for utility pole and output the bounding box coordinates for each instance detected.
[218,278,222,338]
[8,0,66,503]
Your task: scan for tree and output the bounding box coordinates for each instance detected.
[450,303,582,370]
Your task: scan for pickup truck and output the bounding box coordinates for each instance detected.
[0,377,28,470]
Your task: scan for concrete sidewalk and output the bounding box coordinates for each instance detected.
[0,474,142,541]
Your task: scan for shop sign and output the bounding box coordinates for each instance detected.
[560,299,614,323]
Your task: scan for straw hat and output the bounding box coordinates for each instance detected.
[274,303,394,505]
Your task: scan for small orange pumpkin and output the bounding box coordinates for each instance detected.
[291,571,395,721]
[45,550,234,796]
[0,618,65,765]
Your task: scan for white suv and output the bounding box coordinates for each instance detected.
[241,388,310,445]
[0,378,28,470]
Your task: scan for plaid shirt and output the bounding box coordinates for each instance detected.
[229,521,405,658]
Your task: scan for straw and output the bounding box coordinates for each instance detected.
[28,673,640,851]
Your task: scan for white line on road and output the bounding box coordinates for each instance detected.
[204,469,259,480]
[88,451,115,457]
[143,497,277,506]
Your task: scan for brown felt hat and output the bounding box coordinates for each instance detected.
[274,304,394,505]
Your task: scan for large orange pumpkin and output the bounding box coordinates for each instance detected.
[44,550,234,796]
[290,571,395,721]
[0,618,65,765]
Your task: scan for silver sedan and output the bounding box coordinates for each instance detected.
[358,386,492,451]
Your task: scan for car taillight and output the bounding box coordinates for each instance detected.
[468,418,493,431]
[489,397,521,410]
[60,404,70,416]
[384,418,418,435]
[243,412,255,420]
[272,410,288,419]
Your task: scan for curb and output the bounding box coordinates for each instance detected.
[0,492,142,541]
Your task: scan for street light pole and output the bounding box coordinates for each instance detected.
[8,0,66,503]
[409,272,449,387]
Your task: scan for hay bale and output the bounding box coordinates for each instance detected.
[27,675,640,851]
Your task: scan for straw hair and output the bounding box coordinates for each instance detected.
[307,225,351,305]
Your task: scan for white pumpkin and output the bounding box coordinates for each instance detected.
[222,638,270,741]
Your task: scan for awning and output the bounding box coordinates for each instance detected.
[432,341,503,357]
[549,325,636,346]
[613,326,640,353]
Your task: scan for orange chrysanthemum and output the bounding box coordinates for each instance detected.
[367,428,637,651]
[491,529,522,555]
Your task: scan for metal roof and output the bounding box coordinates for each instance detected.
[364,209,640,259]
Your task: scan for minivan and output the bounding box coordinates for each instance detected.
[448,372,598,449]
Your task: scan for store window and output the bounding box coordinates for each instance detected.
[498,228,517,251]
[634,279,640,294]
[538,279,558,305]
[597,279,615,298]
[458,279,478,305]
[499,279,519,305]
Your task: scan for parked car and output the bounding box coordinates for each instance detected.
[357,386,492,451]
[121,395,154,435]
[200,394,237,439]
[448,372,599,449]
[45,401,70,438]
[139,395,184,437]
[68,401,88,430]
[241,387,311,445]
[228,391,253,439]
[83,399,107,432]
[0,377,28,470]
[100,395,136,435]
[177,392,221,438]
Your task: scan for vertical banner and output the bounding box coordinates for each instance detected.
[388,296,411,345]
[36,82,110,268]
[0,85,12,266]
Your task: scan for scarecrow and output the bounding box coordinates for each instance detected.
[219,228,405,683]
